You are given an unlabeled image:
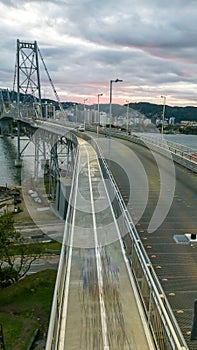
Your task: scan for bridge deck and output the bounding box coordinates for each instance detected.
[57,139,154,350]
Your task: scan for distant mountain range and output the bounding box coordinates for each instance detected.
[74,102,197,123]
[128,102,197,123]
[1,89,197,123]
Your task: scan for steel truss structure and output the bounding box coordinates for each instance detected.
[15,40,42,118]
[26,129,76,201]
[13,39,66,120]
[12,39,67,163]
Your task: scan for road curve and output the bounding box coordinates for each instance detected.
[57,138,154,350]
[103,137,197,350]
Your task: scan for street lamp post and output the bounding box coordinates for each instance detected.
[97,93,103,137]
[109,78,123,137]
[126,100,130,135]
[97,93,103,124]
[161,95,166,140]
[83,98,88,126]
[75,104,78,123]
[73,103,78,123]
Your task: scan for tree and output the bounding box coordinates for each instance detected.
[0,213,43,287]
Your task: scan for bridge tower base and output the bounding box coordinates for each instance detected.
[0,119,13,136]
[14,159,23,168]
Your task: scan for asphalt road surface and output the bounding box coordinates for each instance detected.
[106,137,197,350]
[56,138,153,350]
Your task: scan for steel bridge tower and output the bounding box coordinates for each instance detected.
[15,39,42,115]
[11,39,73,202]
[13,39,67,166]
[14,40,43,166]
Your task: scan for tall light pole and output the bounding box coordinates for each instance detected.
[109,78,123,137]
[97,93,103,137]
[97,93,103,124]
[73,103,78,123]
[161,95,166,140]
[126,100,130,135]
[75,104,78,124]
[83,98,88,126]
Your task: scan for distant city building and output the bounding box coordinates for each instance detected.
[156,118,168,126]
[100,112,107,125]
[169,117,175,125]
[144,118,152,126]
[42,102,55,118]
[180,120,197,127]
[117,116,124,125]
[156,118,161,126]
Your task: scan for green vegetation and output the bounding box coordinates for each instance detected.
[0,213,60,348]
[0,213,44,287]
[180,126,197,134]
[4,241,61,256]
[0,212,61,287]
[129,102,197,124]
[0,269,56,350]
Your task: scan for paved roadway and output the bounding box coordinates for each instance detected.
[15,221,65,243]
[57,138,154,350]
[13,222,63,274]
[100,136,197,350]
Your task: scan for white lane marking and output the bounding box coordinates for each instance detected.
[57,151,81,349]
[86,145,109,350]
[96,143,155,349]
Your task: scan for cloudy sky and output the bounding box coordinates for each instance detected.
[0,0,197,106]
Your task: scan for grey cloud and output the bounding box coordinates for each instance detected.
[0,0,197,105]
[63,1,197,59]
[0,0,70,6]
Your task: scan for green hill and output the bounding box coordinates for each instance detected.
[1,89,197,123]
[127,102,197,123]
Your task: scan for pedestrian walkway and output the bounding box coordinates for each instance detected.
[55,139,155,350]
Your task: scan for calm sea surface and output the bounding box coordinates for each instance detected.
[0,136,34,186]
[0,133,196,186]
[164,134,197,149]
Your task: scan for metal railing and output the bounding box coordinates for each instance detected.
[134,134,197,173]
[45,126,189,350]
[45,146,79,350]
[136,133,197,162]
[86,126,197,173]
[89,136,188,350]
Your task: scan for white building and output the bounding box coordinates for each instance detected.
[100,112,108,126]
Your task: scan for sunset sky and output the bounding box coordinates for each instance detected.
[0,0,197,106]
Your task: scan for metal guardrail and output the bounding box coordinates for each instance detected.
[45,125,189,350]
[135,134,197,173]
[0,115,193,348]
[137,134,197,156]
[45,146,79,350]
[89,136,188,350]
[86,126,197,173]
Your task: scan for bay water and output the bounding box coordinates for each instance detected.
[0,133,196,186]
[0,136,34,186]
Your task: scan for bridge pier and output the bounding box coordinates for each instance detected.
[54,178,71,219]
[48,136,59,200]
[0,119,13,136]
[14,121,23,167]
[47,135,77,219]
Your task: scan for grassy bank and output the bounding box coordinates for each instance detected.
[0,269,57,350]
[4,241,61,256]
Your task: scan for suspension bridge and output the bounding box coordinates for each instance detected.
[1,39,197,350]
